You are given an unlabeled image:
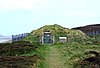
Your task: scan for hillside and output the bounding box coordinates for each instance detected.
[0,24,100,68]
[23,24,89,44]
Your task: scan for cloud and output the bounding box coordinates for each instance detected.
[0,0,32,11]
[32,0,51,10]
[63,10,98,18]
[32,0,100,18]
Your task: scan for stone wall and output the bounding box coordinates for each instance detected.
[72,24,100,36]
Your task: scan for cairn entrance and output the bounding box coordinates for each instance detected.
[41,31,54,44]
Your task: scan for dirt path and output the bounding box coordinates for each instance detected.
[45,45,66,68]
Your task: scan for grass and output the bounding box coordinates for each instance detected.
[34,45,50,68]
[56,43,100,68]
[34,43,100,68]
[0,42,37,56]
[0,41,100,68]
[0,56,36,68]
[0,42,41,68]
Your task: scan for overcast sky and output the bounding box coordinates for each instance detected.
[0,0,100,36]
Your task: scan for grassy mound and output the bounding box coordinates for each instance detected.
[23,24,89,44]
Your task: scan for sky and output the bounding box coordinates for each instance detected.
[0,0,100,36]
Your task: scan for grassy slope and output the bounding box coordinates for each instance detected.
[0,42,41,68]
[35,44,100,68]
[59,44,100,68]
[0,56,36,68]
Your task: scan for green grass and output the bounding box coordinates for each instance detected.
[1,42,100,68]
[0,42,40,68]
[34,43,100,68]
[34,45,50,68]
[0,42,37,56]
[56,44,100,68]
